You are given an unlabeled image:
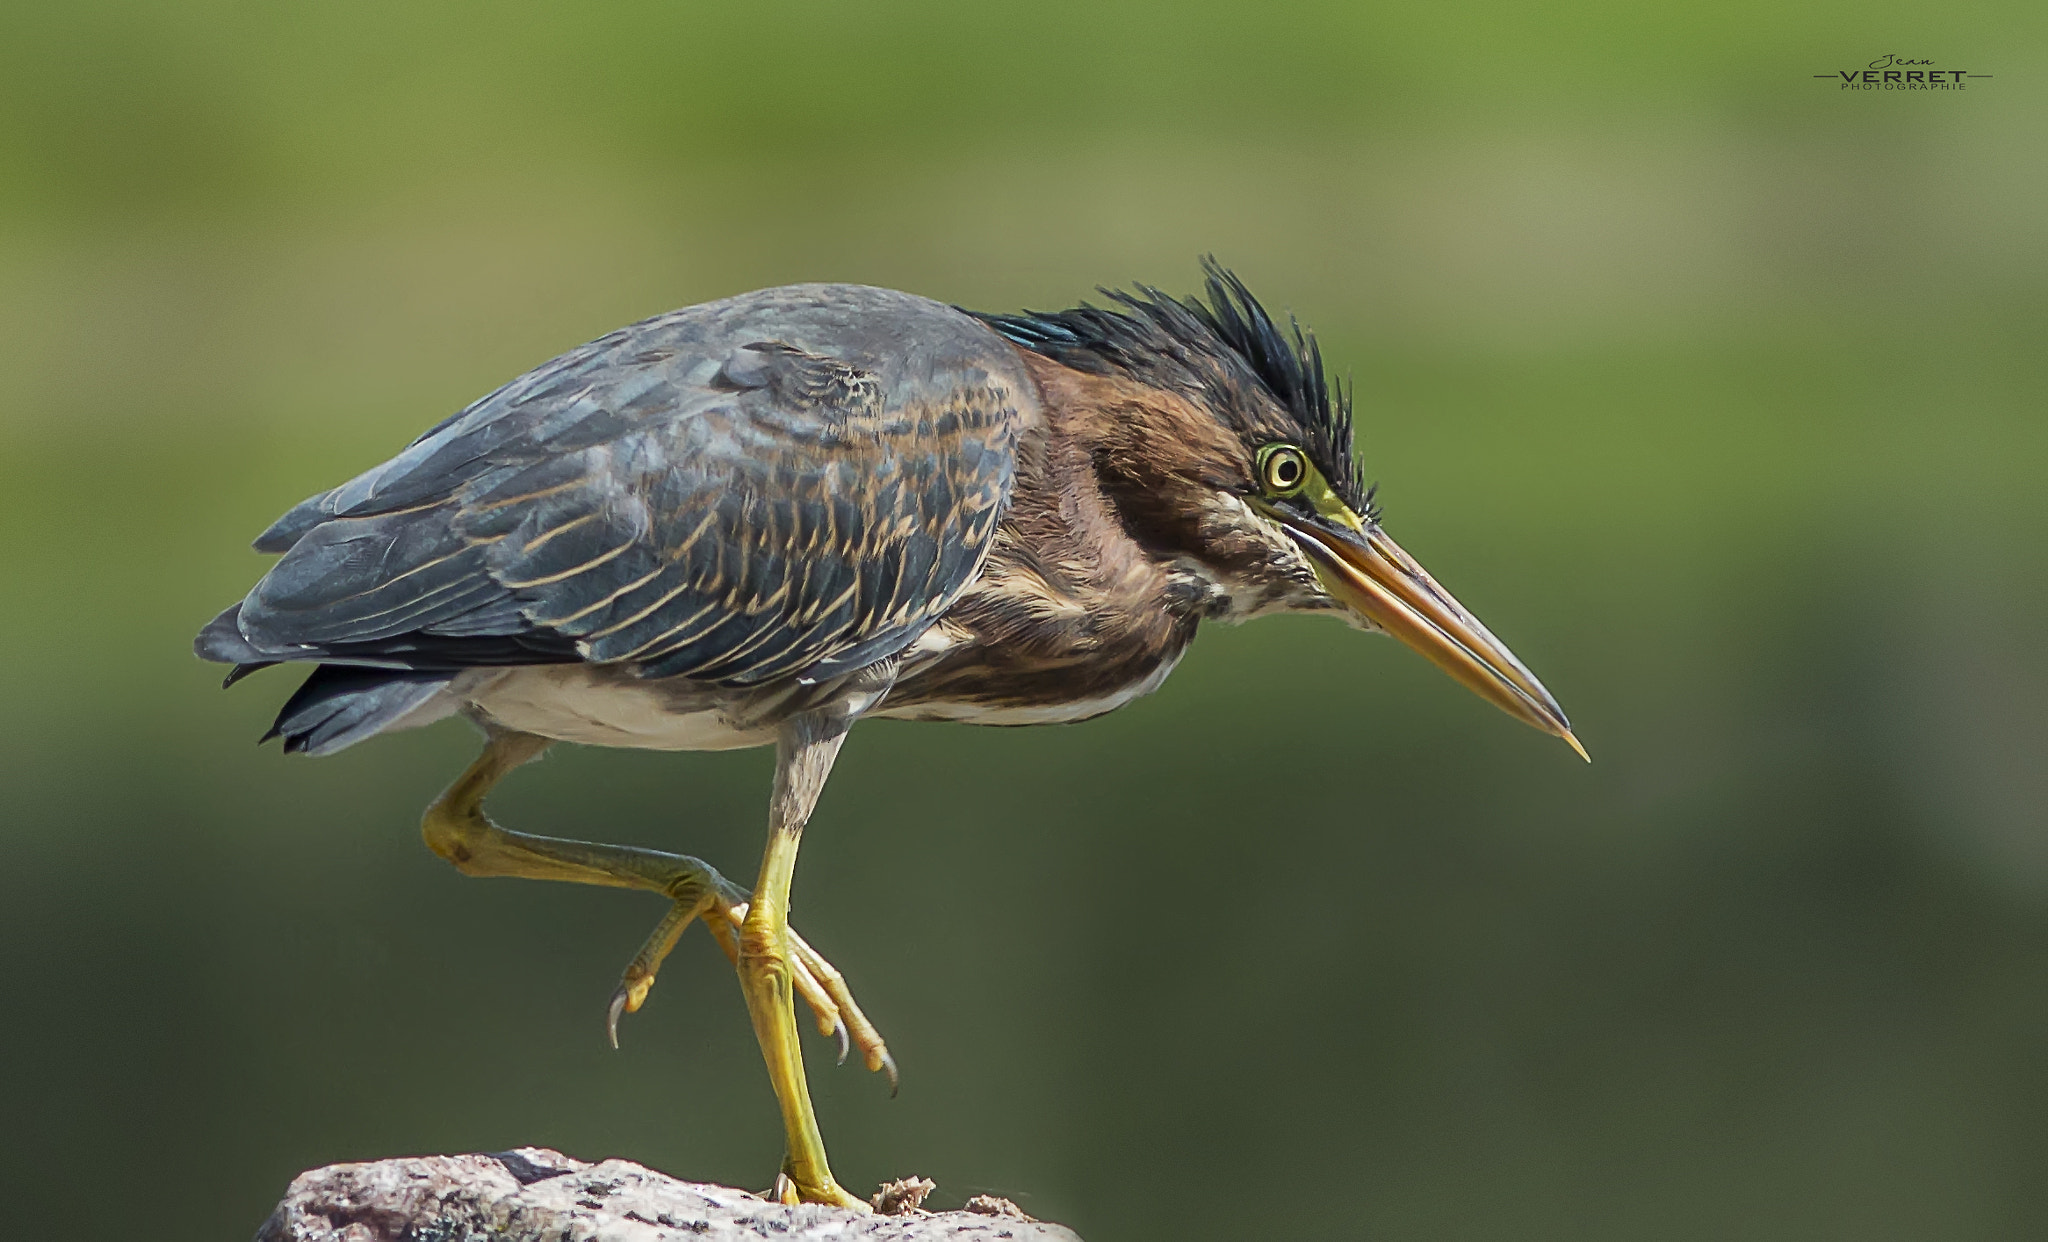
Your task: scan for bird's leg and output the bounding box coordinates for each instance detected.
[736,712,867,1209]
[419,729,890,1078]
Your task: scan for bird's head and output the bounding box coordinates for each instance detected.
[980,259,1585,759]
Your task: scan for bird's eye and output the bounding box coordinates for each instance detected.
[1257,444,1309,497]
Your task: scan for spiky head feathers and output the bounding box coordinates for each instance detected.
[976,258,1369,518]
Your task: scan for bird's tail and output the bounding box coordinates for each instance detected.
[261,664,456,756]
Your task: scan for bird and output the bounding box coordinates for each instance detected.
[196,259,1583,1208]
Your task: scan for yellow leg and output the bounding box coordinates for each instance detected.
[734,715,869,1209]
[419,727,893,1187]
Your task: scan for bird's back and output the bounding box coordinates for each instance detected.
[198,283,1039,750]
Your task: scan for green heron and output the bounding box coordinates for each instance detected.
[197,260,1582,1208]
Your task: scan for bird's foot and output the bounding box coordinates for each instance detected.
[783,920,898,1092]
[768,1171,872,1210]
[604,864,895,1093]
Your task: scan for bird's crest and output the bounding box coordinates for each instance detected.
[976,258,1371,517]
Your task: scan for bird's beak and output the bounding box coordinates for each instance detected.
[1275,514,1588,761]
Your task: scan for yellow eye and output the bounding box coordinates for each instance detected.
[1258,444,1309,496]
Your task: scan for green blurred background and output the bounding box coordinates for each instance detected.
[3,2,2044,1238]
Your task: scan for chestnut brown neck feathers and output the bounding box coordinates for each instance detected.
[882,353,1206,721]
[881,349,1314,723]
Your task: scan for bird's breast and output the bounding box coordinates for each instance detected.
[876,568,1199,727]
[877,636,1189,726]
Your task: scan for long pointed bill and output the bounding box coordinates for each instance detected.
[1277,517,1588,761]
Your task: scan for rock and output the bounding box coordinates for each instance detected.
[254,1147,1083,1241]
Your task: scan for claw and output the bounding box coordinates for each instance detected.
[607,971,655,1048]
[606,986,630,1049]
[786,926,894,1094]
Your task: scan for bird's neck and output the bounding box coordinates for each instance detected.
[874,355,1220,721]
[1015,352,1251,619]
[985,353,1198,617]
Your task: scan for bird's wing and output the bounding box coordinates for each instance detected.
[206,284,1035,686]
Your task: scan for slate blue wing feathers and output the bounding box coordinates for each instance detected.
[201,285,1035,688]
